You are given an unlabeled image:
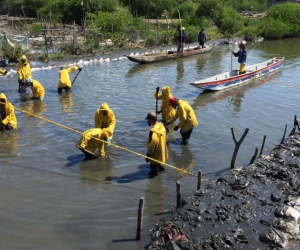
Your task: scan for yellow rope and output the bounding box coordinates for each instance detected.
[13,106,199,177]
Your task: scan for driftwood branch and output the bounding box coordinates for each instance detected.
[259,135,266,158]
[281,124,288,143]
[289,115,300,136]
[250,147,258,164]
[230,128,249,169]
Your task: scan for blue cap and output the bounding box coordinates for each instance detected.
[26,78,32,83]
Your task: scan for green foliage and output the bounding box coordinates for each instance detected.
[264,3,300,38]
[258,17,288,39]
[196,1,244,37]
[176,2,205,27]
[37,0,83,24]
[24,23,42,35]
[1,44,27,62]
[86,6,133,33]
[120,0,178,18]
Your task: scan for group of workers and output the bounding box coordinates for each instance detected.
[1,55,199,178]
[1,41,246,178]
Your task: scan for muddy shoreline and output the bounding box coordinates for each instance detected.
[148,127,300,249]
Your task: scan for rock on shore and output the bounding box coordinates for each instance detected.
[148,132,300,250]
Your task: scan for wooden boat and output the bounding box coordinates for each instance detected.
[190,57,284,91]
[126,45,212,64]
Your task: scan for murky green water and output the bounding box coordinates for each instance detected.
[0,37,300,249]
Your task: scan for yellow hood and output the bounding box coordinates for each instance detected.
[162,86,172,97]
[0,93,8,105]
[151,122,166,136]
[99,102,111,111]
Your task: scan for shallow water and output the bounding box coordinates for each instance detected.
[0,37,300,250]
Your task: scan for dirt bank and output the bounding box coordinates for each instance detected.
[148,128,300,249]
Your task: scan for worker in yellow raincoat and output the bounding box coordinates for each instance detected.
[153,86,176,123]
[0,68,7,76]
[26,78,45,100]
[145,112,168,178]
[76,128,108,159]
[0,93,17,131]
[164,97,198,145]
[58,66,82,93]
[17,55,32,93]
[94,102,116,144]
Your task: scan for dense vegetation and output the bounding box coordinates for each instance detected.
[1,0,300,59]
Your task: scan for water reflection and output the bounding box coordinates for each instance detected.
[59,92,73,113]
[0,131,19,158]
[19,99,46,117]
[176,60,184,82]
[191,69,283,111]
[145,175,168,216]
[168,145,196,176]
[79,158,114,186]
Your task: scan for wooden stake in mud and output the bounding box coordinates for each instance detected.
[197,170,202,190]
[259,135,266,158]
[176,181,181,208]
[136,197,144,241]
[230,128,249,169]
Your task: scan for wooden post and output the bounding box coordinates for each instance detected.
[250,147,258,164]
[230,128,249,169]
[259,135,266,158]
[197,170,202,190]
[176,181,181,208]
[136,197,144,241]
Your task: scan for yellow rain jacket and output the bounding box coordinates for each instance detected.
[30,79,45,98]
[77,128,108,157]
[17,55,32,82]
[168,100,198,133]
[0,68,7,76]
[58,66,78,88]
[94,102,116,139]
[147,122,168,164]
[153,86,176,122]
[0,93,17,130]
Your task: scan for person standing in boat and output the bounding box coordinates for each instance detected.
[164,97,198,145]
[177,25,187,53]
[153,86,176,123]
[198,28,207,48]
[145,112,168,178]
[232,43,247,74]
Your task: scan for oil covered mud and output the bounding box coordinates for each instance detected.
[148,133,300,250]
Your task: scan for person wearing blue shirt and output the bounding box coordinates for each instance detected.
[232,43,247,74]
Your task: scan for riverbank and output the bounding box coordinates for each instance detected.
[148,127,300,249]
